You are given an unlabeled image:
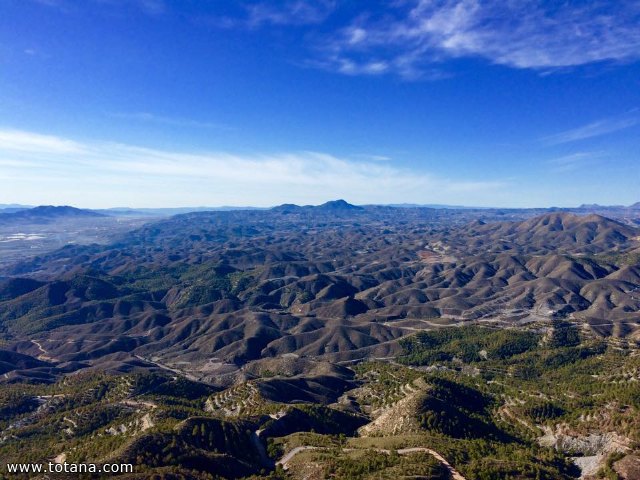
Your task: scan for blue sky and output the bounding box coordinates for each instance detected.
[0,0,639,208]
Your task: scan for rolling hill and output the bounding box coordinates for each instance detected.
[0,204,639,478]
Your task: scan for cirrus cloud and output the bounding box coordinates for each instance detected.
[315,0,640,79]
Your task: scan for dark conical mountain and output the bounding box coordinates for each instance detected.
[271,203,304,214]
[26,205,104,217]
[272,200,363,214]
[316,199,363,211]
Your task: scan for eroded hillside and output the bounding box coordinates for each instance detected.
[0,206,638,384]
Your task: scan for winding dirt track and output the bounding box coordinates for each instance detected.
[31,339,56,362]
[276,445,467,479]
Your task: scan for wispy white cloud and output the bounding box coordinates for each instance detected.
[211,1,336,29]
[109,112,233,130]
[0,129,506,208]
[542,113,640,145]
[32,0,166,15]
[350,153,392,162]
[314,1,640,79]
[94,0,166,15]
[546,151,605,173]
[31,1,640,79]
[245,0,334,27]
[0,129,87,154]
[329,57,390,76]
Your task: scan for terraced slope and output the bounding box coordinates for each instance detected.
[3,323,640,479]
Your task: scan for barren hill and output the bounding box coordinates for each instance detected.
[0,207,638,383]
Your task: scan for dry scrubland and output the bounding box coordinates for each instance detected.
[1,201,640,479]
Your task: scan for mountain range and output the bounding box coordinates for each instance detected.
[0,203,638,384]
[1,201,639,479]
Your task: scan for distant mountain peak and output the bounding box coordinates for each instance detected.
[29,205,102,215]
[270,203,303,213]
[0,205,105,224]
[271,200,363,213]
[317,199,363,210]
[26,205,104,217]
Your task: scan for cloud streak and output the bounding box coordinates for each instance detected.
[542,114,640,145]
[31,0,166,15]
[0,129,87,154]
[109,112,233,130]
[244,0,334,27]
[211,1,336,29]
[314,0,640,79]
[0,129,506,208]
[546,152,605,173]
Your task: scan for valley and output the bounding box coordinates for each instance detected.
[0,207,152,270]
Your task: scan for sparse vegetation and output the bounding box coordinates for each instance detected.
[0,206,639,478]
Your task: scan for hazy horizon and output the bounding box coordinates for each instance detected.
[3,199,640,211]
